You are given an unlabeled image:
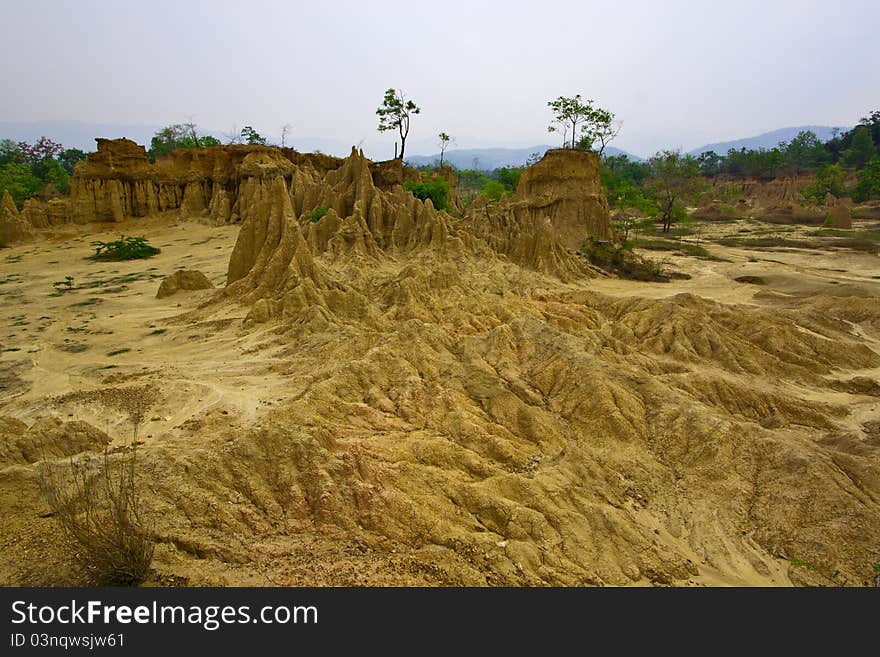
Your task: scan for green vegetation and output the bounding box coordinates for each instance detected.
[582,238,668,282]
[0,137,85,208]
[240,126,266,145]
[90,236,160,261]
[404,178,451,211]
[644,151,703,233]
[148,123,220,160]
[631,237,719,259]
[547,95,617,154]
[308,205,328,223]
[851,157,880,202]
[52,275,75,292]
[376,88,420,160]
[481,180,507,202]
[802,163,846,203]
[691,111,880,199]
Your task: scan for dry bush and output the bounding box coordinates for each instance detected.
[39,444,154,586]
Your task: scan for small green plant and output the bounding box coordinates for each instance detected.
[53,275,75,292]
[308,205,328,223]
[90,236,160,261]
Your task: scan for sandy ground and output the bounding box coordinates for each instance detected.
[1,214,879,587]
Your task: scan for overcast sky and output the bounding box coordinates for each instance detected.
[2,0,878,158]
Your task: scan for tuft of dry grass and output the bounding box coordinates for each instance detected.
[39,444,153,586]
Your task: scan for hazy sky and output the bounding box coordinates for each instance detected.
[2,0,878,158]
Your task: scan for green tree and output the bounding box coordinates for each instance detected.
[644,150,702,233]
[438,132,452,168]
[802,163,846,203]
[857,110,880,151]
[842,125,876,169]
[240,126,267,145]
[376,88,420,161]
[548,95,616,153]
[783,130,829,173]
[58,148,87,174]
[481,179,506,201]
[851,156,880,202]
[0,139,21,166]
[495,166,524,193]
[0,162,42,208]
[696,151,722,176]
[32,158,70,195]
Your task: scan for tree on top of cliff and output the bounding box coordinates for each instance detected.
[376,88,420,161]
[547,95,617,154]
[241,126,267,146]
[148,124,221,160]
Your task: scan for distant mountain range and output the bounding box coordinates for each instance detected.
[405,145,641,169]
[688,125,846,156]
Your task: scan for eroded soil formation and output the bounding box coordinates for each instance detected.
[1,141,878,586]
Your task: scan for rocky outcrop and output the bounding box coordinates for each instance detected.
[513,149,612,248]
[222,145,611,323]
[21,139,423,229]
[701,174,842,225]
[225,148,472,324]
[0,191,35,245]
[156,270,215,298]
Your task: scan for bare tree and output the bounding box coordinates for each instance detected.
[223,124,242,145]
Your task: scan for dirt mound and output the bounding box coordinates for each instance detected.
[0,416,110,466]
[156,270,215,298]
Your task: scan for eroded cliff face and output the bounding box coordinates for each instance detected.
[223,146,610,325]
[700,174,827,224]
[21,139,420,228]
[513,149,612,246]
[0,190,35,245]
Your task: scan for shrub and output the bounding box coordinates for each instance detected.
[308,205,328,223]
[802,163,846,203]
[90,236,160,261]
[851,157,880,202]
[39,444,154,586]
[480,179,507,202]
[582,237,670,282]
[404,179,450,211]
